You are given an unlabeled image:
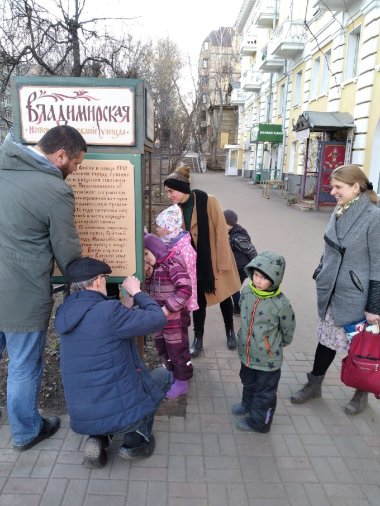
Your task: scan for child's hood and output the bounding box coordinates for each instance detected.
[144,233,169,261]
[155,204,182,232]
[245,250,285,289]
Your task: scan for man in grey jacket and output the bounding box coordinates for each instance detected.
[0,125,86,450]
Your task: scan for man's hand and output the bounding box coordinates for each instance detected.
[122,276,141,297]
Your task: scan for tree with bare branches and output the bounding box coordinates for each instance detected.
[0,0,199,157]
[0,0,152,90]
[144,37,199,168]
[197,27,240,170]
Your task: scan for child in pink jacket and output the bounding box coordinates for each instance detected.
[155,204,198,312]
[144,233,193,400]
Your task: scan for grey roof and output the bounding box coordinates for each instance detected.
[293,111,354,131]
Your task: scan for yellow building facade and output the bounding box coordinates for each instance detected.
[231,0,380,199]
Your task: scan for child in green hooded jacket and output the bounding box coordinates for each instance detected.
[232,250,295,433]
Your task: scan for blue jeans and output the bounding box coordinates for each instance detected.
[0,331,47,445]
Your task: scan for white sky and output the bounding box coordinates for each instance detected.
[82,0,242,93]
[40,0,241,95]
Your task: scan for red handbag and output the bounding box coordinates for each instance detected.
[341,325,380,399]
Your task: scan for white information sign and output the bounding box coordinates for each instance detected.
[18,85,135,146]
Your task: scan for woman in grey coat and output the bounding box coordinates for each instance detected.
[291,165,380,414]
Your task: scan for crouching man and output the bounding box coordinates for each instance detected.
[55,257,171,469]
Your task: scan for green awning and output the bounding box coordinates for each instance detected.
[251,123,283,143]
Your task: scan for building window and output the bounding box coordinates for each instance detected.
[202,94,207,104]
[203,59,208,69]
[203,41,209,51]
[310,57,320,99]
[293,71,302,106]
[345,26,361,80]
[278,83,285,115]
[288,142,297,174]
[320,50,331,95]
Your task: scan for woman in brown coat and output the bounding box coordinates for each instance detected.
[164,165,241,356]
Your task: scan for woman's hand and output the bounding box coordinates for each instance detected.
[364,311,380,324]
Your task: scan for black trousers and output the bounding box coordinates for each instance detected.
[192,282,233,334]
[311,342,336,376]
[239,363,281,433]
[232,267,246,310]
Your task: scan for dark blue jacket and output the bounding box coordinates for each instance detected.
[55,290,167,435]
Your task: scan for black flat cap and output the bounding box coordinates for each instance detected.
[65,257,112,283]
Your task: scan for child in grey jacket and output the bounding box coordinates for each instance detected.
[232,251,295,433]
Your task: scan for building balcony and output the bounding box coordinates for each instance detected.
[241,69,263,92]
[313,0,356,10]
[254,0,279,28]
[260,42,285,73]
[271,20,305,58]
[240,35,257,56]
[230,89,248,105]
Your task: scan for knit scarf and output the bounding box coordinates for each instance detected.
[193,189,216,294]
[250,282,281,298]
[335,196,359,218]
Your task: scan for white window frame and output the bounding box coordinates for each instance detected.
[310,57,320,99]
[345,26,361,80]
[293,71,302,106]
[288,142,297,174]
[321,50,331,95]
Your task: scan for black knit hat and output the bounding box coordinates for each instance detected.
[164,165,191,194]
[223,209,238,226]
[65,257,112,283]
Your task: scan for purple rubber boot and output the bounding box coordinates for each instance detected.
[165,379,189,400]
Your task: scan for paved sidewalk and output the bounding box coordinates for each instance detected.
[1,173,380,505]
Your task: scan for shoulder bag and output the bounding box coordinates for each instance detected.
[341,324,380,399]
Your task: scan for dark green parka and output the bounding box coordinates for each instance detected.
[0,135,82,331]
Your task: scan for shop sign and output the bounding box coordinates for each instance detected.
[251,123,283,143]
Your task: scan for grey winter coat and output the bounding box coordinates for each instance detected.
[238,251,295,371]
[315,193,380,327]
[0,135,82,331]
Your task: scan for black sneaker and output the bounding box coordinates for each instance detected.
[13,416,60,452]
[118,434,155,460]
[82,437,108,469]
[231,403,249,416]
[123,431,145,448]
[233,307,241,316]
